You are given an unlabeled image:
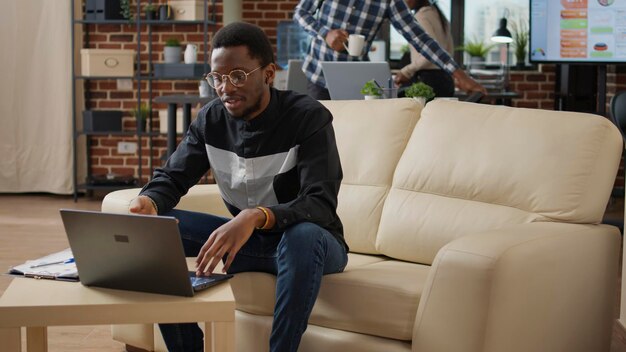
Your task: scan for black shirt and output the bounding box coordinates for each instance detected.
[140,88,346,250]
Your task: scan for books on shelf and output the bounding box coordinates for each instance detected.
[8,248,78,282]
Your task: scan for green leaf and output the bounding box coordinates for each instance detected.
[404,82,435,100]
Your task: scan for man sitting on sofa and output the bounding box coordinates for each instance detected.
[128,21,348,352]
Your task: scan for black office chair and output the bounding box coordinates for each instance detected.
[607,91,626,233]
[610,91,626,140]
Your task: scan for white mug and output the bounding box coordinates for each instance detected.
[343,34,365,56]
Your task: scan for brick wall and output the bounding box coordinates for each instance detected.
[84,0,300,183]
[83,0,626,186]
[508,65,556,110]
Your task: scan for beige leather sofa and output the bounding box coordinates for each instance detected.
[102,98,622,352]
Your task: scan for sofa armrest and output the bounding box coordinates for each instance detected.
[412,222,620,352]
[101,188,141,214]
[101,184,231,218]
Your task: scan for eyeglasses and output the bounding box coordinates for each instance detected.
[205,66,263,88]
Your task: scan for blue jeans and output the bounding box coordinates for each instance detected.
[158,209,348,352]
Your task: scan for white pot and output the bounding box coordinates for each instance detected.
[469,56,484,65]
[164,46,181,64]
[184,44,198,64]
[364,95,380,100]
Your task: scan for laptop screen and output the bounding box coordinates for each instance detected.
[60,209,231,297]
[321,61,392,100]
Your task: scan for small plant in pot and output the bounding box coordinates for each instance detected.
[457,37,495,65]
[144,4,158,20]
[510,19,529,69]
[360,80,383,100]
[404,81,435,106]
[131,103,151,133]
[164,38,182,64]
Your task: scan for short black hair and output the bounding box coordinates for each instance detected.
[212,22,274,66]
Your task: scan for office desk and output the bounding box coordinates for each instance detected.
[455,91,520,106]
[154,95,214,158]
[0,277,235,352]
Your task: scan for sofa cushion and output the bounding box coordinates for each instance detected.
[231,253,387,315]
[231,253,428,341]
[376,100,622,264]
[378,191,541,265]
[320,99,422,254]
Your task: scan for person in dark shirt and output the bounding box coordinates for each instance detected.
[129,22,347,352]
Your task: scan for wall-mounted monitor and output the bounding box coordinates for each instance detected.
[530,0,626,64]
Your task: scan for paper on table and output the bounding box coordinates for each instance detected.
[8,248,78,281]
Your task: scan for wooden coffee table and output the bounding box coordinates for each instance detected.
[0,277,235,352]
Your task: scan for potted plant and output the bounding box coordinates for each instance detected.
[131,103,151,132]
[404,81,435,106]
[510,20,529,69]
[120,0,133,22]
[164,38,181,64]
[360,80,383,100]
[457,37,495,64]
[144,4,158,20]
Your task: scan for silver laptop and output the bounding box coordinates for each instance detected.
[321,61,392,100]
[286,59,309,94]
[59,209,232,297]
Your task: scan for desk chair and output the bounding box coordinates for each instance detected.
[608,90,626,233]
[610,91,626,141]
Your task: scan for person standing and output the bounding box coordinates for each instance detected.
[294,0,485,100]
[130,22,348,352]
[394,0,455,97]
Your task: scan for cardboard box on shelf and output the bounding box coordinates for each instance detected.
[169,0,205,21]
[80,49,134,77]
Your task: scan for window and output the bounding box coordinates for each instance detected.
[463,0,529,64]
[389,1,452,61]
[384,1,529,66]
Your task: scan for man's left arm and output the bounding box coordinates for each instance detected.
[388,1,486,93]
[267,110,342,232]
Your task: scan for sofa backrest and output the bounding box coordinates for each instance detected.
[321,98,422,254]
[376,100,623,264]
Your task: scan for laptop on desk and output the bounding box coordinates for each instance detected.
[286,59,309,95]
[59,209,232,297]
[321,61,392,100]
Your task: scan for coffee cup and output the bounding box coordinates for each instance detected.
[343,34,365,56]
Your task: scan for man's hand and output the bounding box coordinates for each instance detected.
[453,69,487,95]
[129,196,157,215]
[325,29,349,52]
[195,208,266,275]
[393,71,410,86]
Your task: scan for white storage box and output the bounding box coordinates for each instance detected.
[81,49,134,77]
[169,0,205,21]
